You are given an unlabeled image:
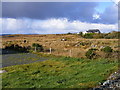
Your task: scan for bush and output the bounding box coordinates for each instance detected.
[93,34,104,39]
[83,33,94,39]
[5,44,14,49]
[101,46,113,58]
[85,48,97,59]
[4,44,29,53]
[24,40,27,43]
[101,46,113,53]
[78,32,83,36]
[32,43,43,52]
[67,32,72,34]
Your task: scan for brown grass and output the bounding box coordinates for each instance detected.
[1,34,118,58]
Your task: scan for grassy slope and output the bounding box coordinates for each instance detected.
[2,56,118,88]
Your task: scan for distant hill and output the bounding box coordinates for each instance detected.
[0,34,12,36]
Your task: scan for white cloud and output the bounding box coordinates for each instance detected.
[113,0,120,4]
[93,14,101,20]
[0,18,118,34]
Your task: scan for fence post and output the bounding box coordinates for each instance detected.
[35,47,36,52]
[50,48,52,54]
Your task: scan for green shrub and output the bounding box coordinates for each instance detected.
[5,44,14,49]
[101,46,113,53]
[85,48,97,59]
[93,34,104,39]
[67,32,72,34]
[32,43,44,52]
[83,33,94,39]
[101,46,113,58]
[4,44,29,53]
[78,32,83,36]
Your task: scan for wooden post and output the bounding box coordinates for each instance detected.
[50,48,52,54]
[34,47,36,52]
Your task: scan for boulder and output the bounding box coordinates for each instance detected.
[0,70,7,73]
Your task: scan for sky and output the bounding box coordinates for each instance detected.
[1,2,118,34]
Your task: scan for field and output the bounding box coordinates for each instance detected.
[1,34,119,88]
[2,56,118,88]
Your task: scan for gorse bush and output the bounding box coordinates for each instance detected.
[85,48,97,59]
[101,46,113,53]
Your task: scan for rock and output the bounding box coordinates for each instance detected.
[75,44,79,47]
[61,39,67,41]
[91,45,97,48]
[93,70,120,89]
[100,46,105,49]
[0,70,7,73]
[103,80,111,86]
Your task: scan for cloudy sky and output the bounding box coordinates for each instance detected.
[1,2,118,34]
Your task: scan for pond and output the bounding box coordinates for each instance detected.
[0,49,49,67]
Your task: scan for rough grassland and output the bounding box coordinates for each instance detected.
[2,56,118,88]
[2,34,118,58]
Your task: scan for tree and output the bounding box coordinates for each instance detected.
[78,32,83,37]
[67,32,72,34]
